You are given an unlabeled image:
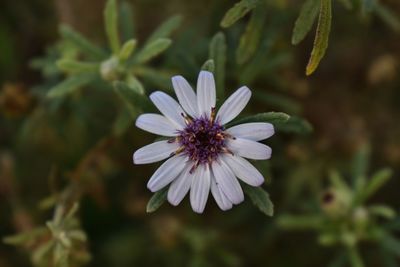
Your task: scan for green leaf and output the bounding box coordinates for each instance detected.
[56,59,99,74]
[47,74,96,98]
[113,81,151,117]
[119,39,137,61]
[242,184,273,216]
[292,0,320,45]
[209,32,226,99]
[3,228,47,246]
[104,0,120,53]
[201,59,215,72]
[146,187,168,213]
[329,170,351,193]
[275,116,313,134]
[146,15,182,44]
[227,112,290,127]
[381,233,400,257]
[347,246,365,267]
[375,3,400,33]
[368,205,396,219]
[220,0,260,28]
[59,25,106,60]
[306,0,332,76]
[236,6,266,64]
[362,168,392,201]
[352,143,370,187]
[135,38,171,64]
[119,1,135,41]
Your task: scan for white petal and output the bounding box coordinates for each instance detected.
[226,122,274,141]
[221,154,264,186]
[167,165,194,206]
[190,164,211,213]
[196,71,216,118]
[228,138,272,160]
[150,91,186,129]
[211,160,244,204]
[172,75,199,118]
[136,113,178,136]
[217,86,251,125]
[211,175,232,211]
[147,156,186,192]
[133,141,179,164]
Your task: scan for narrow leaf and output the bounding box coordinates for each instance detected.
[227,112,290,127]
[220,0,260,28]
[57,59,99,74]
[113,81,152,117]
[135,38,171,64]
[59,25,106,60]
[209,32,226,99]
[119,1,135,41]
[104,0,120,53]
[146,15,182,44]
[47,74,96,98]
[276,116,313,134]
[347,246,365,267]
[292,0,320,45]
[362,168,392,201]
[368,205,396,219]
[375,3,400,33]
[236,6,266,64]
[146,187,168,213]
[119,39,137,61]
[201,59,215,72]
[306,0,332,76]
[242,184,273,216]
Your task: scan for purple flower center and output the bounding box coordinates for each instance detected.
[178,116,226,166]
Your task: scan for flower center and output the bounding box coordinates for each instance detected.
[177,115,229,171]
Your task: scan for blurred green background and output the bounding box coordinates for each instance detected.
[1,0,400,266]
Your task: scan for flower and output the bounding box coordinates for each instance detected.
[133,71,274,213]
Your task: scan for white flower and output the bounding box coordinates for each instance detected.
[133,71,274,213]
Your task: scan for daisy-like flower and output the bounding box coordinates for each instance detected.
[133,71,274,213]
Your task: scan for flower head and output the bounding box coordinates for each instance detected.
[133,71,274,213]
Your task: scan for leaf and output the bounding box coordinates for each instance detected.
[227,112,290,127]
[375,3,400,33]
[292,0,320,45]
[368,205,396,219]
[146,186,168,213]
[119,39,137,61]
[201,59,215,72]
[59,25,107,60]
[275,116,313,134]
[135,38,172,64]
[220,0,260,28]
[56,59,99,74]
[351,143,370,187]
[113,81,151,117]
[381,233,400,257]
[347,246,365,267]
[119,0,135,41]
[306,0,332,76]
[236,6,266,64]
[3,228,47,245]
[329,170,351,193]
[146,15,182,44]
[242,184,273,216]
[104,0,120,53]
[47,74,96,98]
[361,168,392,201]
[209,32,226,99]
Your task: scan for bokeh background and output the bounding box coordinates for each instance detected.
[1,0,400,266]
